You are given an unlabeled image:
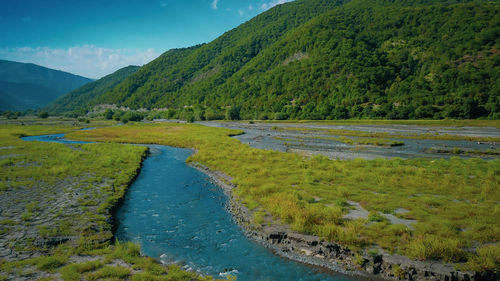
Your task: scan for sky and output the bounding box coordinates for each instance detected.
[0,0,293,79]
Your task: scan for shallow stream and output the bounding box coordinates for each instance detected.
[23,133,357,281]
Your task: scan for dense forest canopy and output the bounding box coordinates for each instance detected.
[45,65,140,115]
[49,0,500,120]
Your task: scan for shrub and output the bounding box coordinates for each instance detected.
[0,219,16,226]
[86,265,130,281]
[34,256,68,271]
[464,244,500,272]
[258,113,269,120]
[225,106,241,120]
[368,211,386,222]
[21,212,32,221]
[354,253,366,267]
[392,264,405,279]
[60,266,80,281]
[112,111,124,121]
[130,272,163,281]
[104,109,114,120]
[5,112,19,119]
[274,112,289,120]
[113,241,141,262]
[121,112,143,123]
[405,235,465,262]
[61,260,103,281]
[38,111,49,119]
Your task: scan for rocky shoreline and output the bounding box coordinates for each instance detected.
[191,163,498,281]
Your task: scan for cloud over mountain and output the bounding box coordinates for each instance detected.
[0,45,158,79]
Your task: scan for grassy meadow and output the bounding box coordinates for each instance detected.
[0,123,222,281]
[67,122,500,272]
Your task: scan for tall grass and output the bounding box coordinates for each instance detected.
[65,123,500,268]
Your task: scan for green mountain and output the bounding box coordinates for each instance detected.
[0,80,61,111]
[0,60,93,111]
[69,0,500,119]
[45,65,140,114]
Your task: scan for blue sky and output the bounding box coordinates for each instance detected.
[0,0,293,78]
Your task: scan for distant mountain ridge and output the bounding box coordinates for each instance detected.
[51,0,500,120]
[0,60,93,111]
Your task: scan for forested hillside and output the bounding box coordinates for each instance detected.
[45,65,140,114]
[64,0,500,120]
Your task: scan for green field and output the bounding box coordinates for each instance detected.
[66,122,500,272]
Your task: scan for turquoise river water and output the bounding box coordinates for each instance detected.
[23,133,358,281]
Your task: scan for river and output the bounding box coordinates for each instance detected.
[23,132,358,281]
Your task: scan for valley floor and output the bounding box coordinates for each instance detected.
[0,117,499,280]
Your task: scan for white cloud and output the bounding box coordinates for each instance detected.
[248,5,254,11]
[0,45,159,79]
[238,9,244,16]
[211,0,219,10]
[18,47,32,52]
[259,0,293,10]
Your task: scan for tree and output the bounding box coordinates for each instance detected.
[5,111,19,120]
[104,109,114,120]
[121,111,143,123]
[225,106,241,120]
[38,111,49,119]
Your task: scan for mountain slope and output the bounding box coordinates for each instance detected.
[0,88,24,111]
[0,60,93,110]
[0,80,62,111]
[215,0,500,119]
[81,0,500,119]
[45,65,140,114]
[94,0,348,108]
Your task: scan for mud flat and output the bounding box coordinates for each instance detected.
[199,121,500,160]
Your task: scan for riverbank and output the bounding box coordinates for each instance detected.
[191,163,498,281]
[66,122,500,279]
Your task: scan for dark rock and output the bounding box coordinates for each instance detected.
[268,231,287,244]
[325,243,341,256]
